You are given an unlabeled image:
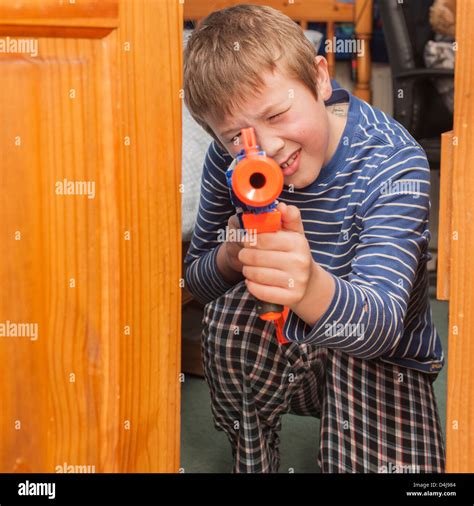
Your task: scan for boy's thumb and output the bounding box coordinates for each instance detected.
[277,202,305,234]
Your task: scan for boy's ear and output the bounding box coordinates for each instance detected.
[313,56,332,101]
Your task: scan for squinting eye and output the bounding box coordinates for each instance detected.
[268,111,287,119]
[269,112,284,120]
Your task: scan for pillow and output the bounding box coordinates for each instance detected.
[303,29,323,52]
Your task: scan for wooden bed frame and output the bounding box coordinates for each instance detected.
[184,0,373,102]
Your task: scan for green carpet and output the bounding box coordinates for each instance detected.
[181,290,448,473]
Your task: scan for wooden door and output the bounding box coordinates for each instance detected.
[437,0,474,472]
[0,0,182,472]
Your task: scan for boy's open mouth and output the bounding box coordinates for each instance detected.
[280,148,301,176]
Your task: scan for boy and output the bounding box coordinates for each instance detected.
[183,4,445,473]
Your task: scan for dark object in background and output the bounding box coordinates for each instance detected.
[378,0,454,169]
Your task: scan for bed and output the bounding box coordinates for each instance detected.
[181,0,373,241]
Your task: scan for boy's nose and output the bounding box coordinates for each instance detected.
[256,134,284,160]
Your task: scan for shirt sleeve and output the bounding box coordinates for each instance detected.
[283,145,432,359]
[184,141,243,304]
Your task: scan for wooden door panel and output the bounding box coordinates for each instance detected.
[0,0,181,473]
[0,0,118,37]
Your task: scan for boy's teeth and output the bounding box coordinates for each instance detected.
[281,150,299,168]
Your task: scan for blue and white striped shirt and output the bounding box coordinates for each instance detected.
[184,87,444,375]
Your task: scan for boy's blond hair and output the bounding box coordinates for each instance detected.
[183,4,319,149]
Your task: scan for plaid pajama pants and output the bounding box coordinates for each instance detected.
[201,280,446,473]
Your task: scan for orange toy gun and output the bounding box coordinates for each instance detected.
[225,127,289,345]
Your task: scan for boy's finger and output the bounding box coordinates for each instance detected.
[228,214,240,229]
[238,248,290,270]
[242,230,296,251]
[278,203,305,234]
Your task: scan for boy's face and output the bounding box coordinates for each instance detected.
[206,56,341,189]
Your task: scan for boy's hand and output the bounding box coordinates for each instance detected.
[238,202,316,309]
[221,214,245,273]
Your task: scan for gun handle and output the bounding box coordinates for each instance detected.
[256,302,289,344]
[256,300,284,320]
[241,211,289,343]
